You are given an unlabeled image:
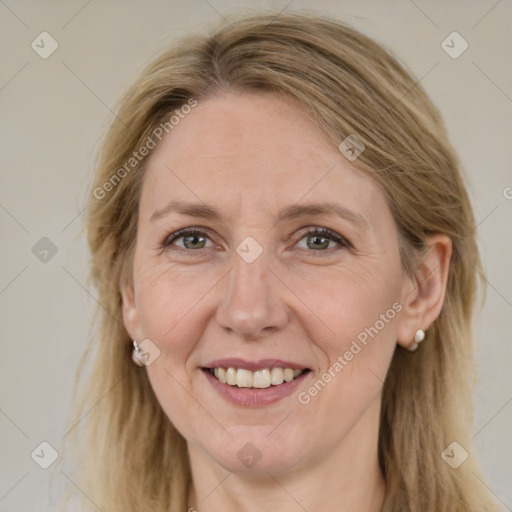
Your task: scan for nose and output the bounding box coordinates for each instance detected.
[214,249,289,340]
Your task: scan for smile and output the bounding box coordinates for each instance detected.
[206,366,310,388]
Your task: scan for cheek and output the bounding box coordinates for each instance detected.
[300,258,403,346]
[302,262,403,401]
[135,262,210,343]
[145,359,209,444]
[135,265,214,437]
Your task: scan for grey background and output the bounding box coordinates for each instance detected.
[0,1,511,510]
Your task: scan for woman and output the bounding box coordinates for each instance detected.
[62,11,499,512]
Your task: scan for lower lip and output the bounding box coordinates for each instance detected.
[202,369,310,407]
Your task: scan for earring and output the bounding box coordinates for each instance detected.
[132,340,145,367]
[409,329,425,352]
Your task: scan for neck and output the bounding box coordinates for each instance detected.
[186,399,386,512]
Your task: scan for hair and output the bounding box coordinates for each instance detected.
[58,11,499,512]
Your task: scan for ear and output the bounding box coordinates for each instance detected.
[120,272,144,342]
[396,234,452,350]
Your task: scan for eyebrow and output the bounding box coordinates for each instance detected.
[150,199,369,229]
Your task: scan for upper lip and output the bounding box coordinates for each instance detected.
[202,358,310,371]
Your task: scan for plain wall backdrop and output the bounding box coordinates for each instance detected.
[1,1,511,510]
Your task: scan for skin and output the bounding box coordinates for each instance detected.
[121,92,452,511]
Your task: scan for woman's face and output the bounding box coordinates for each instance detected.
[122,92,414,474]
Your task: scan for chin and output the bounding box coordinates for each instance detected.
[202,427,312,475]
[215,448,304,475]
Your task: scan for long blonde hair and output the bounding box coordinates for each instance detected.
[58,11,499,511]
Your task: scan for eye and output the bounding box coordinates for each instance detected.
[295,227,351,254]
[161,226,351,254]
[162,228,215,251]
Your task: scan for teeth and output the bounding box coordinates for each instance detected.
[270,367,284,385]
[253,369,271,388]
[236,369,253,388]
[283,368,294,382]
[226,367,237,386]
[209,366,306,388]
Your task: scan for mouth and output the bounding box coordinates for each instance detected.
[202,366,311,389]
[200,358,312,406]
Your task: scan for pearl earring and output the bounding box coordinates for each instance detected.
[409,329,425,352]
[132,340,145,367]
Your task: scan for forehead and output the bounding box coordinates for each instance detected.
[140,92,388,228]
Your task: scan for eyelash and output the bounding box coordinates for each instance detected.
[161,226,351,256]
